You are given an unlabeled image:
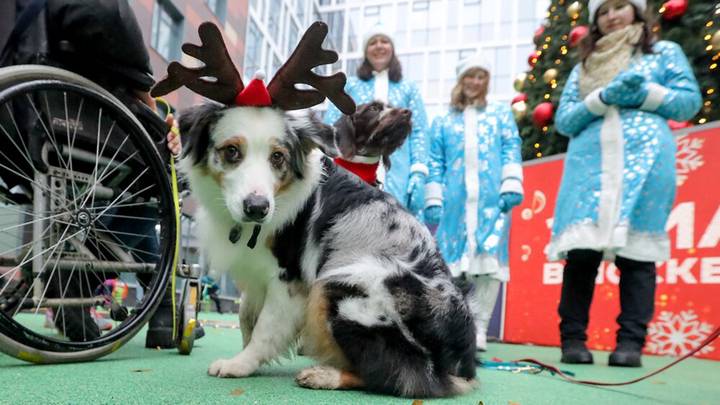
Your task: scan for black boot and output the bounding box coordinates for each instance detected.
[558,249,602,364]
[145,287,177,349]
[561,339,594,364]
[609,341,642,367]
[610,256,656,367]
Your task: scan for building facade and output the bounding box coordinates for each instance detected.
[131,0,249,111]
[313,0,549,119]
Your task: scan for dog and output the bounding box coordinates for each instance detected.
[178,103,477,398]
[331,101,412,186]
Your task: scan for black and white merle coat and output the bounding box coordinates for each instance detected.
[178,103,476,398]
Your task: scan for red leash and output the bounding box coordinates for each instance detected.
[513,327,720,386]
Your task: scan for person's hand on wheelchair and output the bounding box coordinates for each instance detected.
[135,90,182,158]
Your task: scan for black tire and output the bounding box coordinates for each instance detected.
[0,65,177,363]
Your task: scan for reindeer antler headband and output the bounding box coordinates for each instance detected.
[150,21,356,115]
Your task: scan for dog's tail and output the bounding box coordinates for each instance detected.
[331,316,476,397]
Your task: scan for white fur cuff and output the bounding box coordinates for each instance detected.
[500,178,524,195]
[501,163,523,182]
[584,88,609,116]
[425,182,443,207]
[410,163,429,176]
[640,83,669,112]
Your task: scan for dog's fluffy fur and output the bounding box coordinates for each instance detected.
[178,103,476,398]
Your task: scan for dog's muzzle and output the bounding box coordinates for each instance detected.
[243,194,270,222]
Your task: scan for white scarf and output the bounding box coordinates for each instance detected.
[578,23,644,98]
[373,69,390,183]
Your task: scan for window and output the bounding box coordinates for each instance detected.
[151,0,184,61]
[287,21,299,56]
[346,8,360,52]
[364,6,380,16]
[244,20,262,78]
[321,11,344,51]
[267,0,282,40]
[295,0,305,25]
[205,0,227,24]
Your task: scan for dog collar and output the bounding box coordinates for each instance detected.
[334,156,380,185]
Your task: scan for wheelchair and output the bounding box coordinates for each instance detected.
[0,64,198,363]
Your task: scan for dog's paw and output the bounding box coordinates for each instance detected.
[207,358,257,378]
[295,366,342,390]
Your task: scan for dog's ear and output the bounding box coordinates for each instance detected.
[333,114,357,158]
[178,102,225,165]
[382,154,392,171]
[287,111,340,157]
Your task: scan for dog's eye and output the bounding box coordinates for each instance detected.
[270,151,285,167]
[224,146,241,163]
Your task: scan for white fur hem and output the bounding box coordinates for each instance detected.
[499,178,524,195]
[501,163,523,182]
[547,222,670,262]
[425,182,443,207]
[448,254,509,282]
[584,88,609,116]
[410,163,429,176]
[640,83,669,112]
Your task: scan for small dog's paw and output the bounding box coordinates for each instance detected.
[207,358,256,378]
[295,366,341,389]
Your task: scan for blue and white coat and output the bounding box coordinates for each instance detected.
[549,41,702,262]
[324,75,429,210]
[426,102,523,281]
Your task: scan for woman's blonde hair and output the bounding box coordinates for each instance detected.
[450,67,489,111]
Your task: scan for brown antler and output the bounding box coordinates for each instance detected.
[150,22,243,105]
[268,22,356,115]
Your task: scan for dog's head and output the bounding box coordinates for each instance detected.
[178,103,335,225]
[333,101,412,168]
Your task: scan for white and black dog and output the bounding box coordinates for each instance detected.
[178,103,476,397]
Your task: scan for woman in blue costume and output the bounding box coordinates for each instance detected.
[324,25,429,217]
[424,55,524,351]
[550,0,701,367]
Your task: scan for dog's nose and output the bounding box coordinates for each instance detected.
[400,109,411,118]
[242,194,270,222]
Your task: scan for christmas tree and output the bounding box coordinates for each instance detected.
[515,0,720,161]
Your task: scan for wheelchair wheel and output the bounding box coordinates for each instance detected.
[0,65,178,363]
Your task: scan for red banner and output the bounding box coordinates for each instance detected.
[505,122,720,361]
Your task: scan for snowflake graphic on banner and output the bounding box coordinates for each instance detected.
[675,135,704,187]
[646,310,715,356]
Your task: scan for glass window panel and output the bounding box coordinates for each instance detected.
[347,8,360,52]
[151,0,183,61]
[268,0,282,40]
[244,20,262,78]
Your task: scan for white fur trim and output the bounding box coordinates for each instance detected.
[447,254,509,282]
[410,163,429,176]
[464,107,480,261]
[547,222,670,262]
[640,83,669,112]
[589,0,646,22]
[425,182,443,208]
[456,53,492,78]
[598,106,624,246]
[345,155,381,164]
[361,24,394,51]
[373,69,389,103]
[584,88,609,116]
[500,178,524,195]
[501,163,523,182]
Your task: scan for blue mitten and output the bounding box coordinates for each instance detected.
[600,71,648,108]
[424,205,442,226]
[498,192,523,213]
[407,172,426,215]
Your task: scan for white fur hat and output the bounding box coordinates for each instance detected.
[456,53,492,78]
[361,24,395,51]
[588,0,646,22]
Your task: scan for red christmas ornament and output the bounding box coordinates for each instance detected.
[234,71,272,107]
[534,25,545,39]
[667,119,692,130]
[569,25,589,48]
[528,51,539,68]
[661,0,688,20]
[511,93,528,105]
[532,102,554,127]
